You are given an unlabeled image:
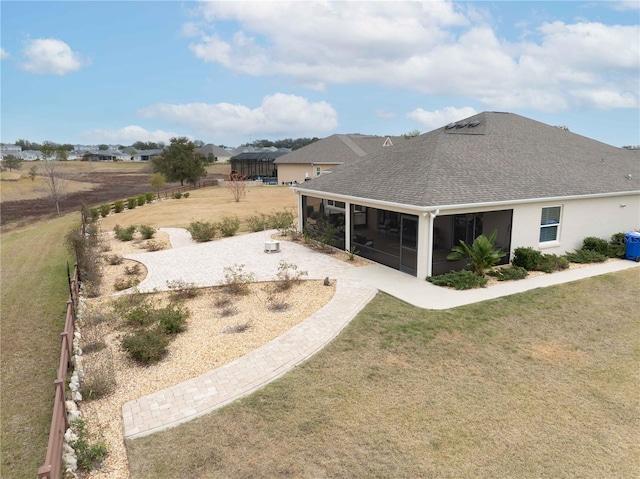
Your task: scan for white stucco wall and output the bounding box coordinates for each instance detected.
[277,163,337,184]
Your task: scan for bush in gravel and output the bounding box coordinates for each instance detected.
[247,212,269,232]
[537,254,570,273]
[127,197,137,209]
[137,194,147,207]
[427,270,488,290]
[113,200,125,213]
[145,191,155,203]
[100,204,111,217]
[114,224,136,241]
[121,327,170,364]
[105,254,123,265]
[123,303,156,327]
[110,290,148,317]
[214,295,232,309]
[157,304,189,334]
[222,264,255,295]
[69,418,107,471]
[138,224,156,239]
[114,276,140,291]
[219,215,240,237]
[144,240,166,251]
[166,279,200,299]
[79,347,116,401]
[263,284,289,311]
[222,322,251,334]
[124,263,141,275]
[512,247,543,271]
[487,266,529,281]
[565,249,608,264]
[275,260,308,291]
[581,236,610,256]
[187,221,217,242]
[89,207,100,221]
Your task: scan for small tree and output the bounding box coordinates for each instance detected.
[2,154,23,171]
[40,161,68,214]
[150,172,166,199]
[447,230,505,277]
[227,172,246,202]
[28,165,38,181]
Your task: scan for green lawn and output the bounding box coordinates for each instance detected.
[1,214,77,477]
[127,269,640,478]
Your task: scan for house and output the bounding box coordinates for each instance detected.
[274,134,406,184]
[198,144,232,163]
[293,112,640,279]
[230,148,291,180]
[82,148,130,161]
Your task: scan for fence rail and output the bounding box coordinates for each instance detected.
[37,264,80,479]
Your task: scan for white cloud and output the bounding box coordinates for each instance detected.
[609,1,640,11]
[375,109,397,120]
[186,2,639,112]
[407,106,478,130]
[137,93,338,140]
[21,38,86,75]
[0,47,10,60]
[81,125,186,144]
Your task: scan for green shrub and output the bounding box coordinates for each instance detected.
[127,197,137,209]
[183,192,190,198]
[487,266,529,281]
[222,263,255,295]
[427,270,488,290]
[121,328,170,363]
[248,213,269,232]
[537,254,570,273]
[138,224,156,239]
[137,194,147,207]
[269,209,295,232]
[219,215,240,237]
[89,207,100,221]
[113,200,125,213]
[69,418,107,471]
[447,230,505,276]
[608,232,627,258]
[187,221,217,242]
[565,249,607,264]
[114,224,136,241]
[99,204,111,218]
[145,191,155,203]
[172,191,183,199]
[512,247,543,271]
[582,236,609,255]
[156,304,189,334]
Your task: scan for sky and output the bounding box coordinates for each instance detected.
[1,1,639,148]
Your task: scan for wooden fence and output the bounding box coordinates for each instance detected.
[37,264,80,479]
[158,178,218,199]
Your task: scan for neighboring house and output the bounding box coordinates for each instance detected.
[198,144,232,163]
[293,112,640,279]
[19,150,43,161]
[83,148,130,161]
[136,148,164,162]
[1,144,22,153]
[274,134,405,184]
[230,148,291,180]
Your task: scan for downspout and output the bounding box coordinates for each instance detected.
[425,209,439,277]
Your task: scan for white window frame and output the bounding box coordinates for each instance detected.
[539,205,562,245]
[315,166,321,177]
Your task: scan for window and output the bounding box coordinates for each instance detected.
[315,167,321,177]
[540,206,561,242]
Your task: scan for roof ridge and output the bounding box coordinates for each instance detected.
[337,135,368,157]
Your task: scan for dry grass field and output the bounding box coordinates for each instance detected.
[126,269,640,478]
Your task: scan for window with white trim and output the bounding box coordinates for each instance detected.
[315,166,321,177]
[540,206,561,242]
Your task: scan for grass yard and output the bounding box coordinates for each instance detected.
[0,214,77,477]
[127,269,640,478]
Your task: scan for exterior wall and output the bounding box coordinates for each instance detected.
[510,194,640,255]
[277,163,338,184]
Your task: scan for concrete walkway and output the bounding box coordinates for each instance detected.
[121,229,640,439]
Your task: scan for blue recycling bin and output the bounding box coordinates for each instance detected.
[624,231,640,262]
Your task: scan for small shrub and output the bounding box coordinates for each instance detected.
[145,191,155,203]
[248,212,269,232]
[565,249,607,264]
[157,304,189,334]
[137,194,146,207]
[121,328,170,363]
[220,305,238,317]
[427,270,488,290]
[110,290,149,318]
[263,284,289,311]
[219,215,240,237]
[166,279,200,299]
[114,276,139,291]
[172,191,183,199]
[269,209,295,234]
[214,295,232,309]
[275,260,308,290]
[138,224,156,240]
[100,204,111,217]
[79,348,116,400]
[105,254,123,265]
[124,263,141,275]
[127,197,137,209]
[347,245,359,261]
[187,221,217,242]
[113,200,125,213]
[123,303,156,327]
[537,254,570,273]
[145,240,166,251]
[222,264,255,295]
[183,192,190,198]
[69,418,107,471]
[89,207,100,221]
[222,322,251,334]
[582,236,609,256]
[512,247,543,271]
[114,224,136,241]
[487,266,529,281]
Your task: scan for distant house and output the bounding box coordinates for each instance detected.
[1,144,22,153]
[274,134,405,184]
[83,148,130,162]
[230,148,291,180]
[198,144,232,163]
[293,112,640,279]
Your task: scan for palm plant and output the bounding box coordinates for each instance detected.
[447,230,506,276]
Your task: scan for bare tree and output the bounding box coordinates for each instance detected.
[40,161,68,214]
[226,172,247,202]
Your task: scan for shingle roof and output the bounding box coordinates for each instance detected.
[274,134,407,165]
[198,144,231,157]
[296,112,640,208]
[230,148,291,161]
